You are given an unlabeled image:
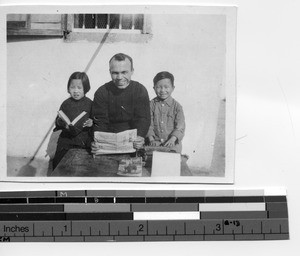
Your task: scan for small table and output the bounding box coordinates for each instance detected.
[51,148,192,177]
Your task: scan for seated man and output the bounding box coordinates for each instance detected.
[92,53,151,150]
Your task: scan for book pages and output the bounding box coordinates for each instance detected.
[93,129,137,155]
[151,151,181,177]
[57,110,87,126]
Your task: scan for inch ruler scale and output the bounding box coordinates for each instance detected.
[0,189,289,242]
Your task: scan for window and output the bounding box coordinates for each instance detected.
[6,14,152,42]
[73,14,144,32]
[65,14,152,42]
[7,14,28,29]
[7,14,65,37]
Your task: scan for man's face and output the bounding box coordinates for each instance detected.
[109,58,134,89]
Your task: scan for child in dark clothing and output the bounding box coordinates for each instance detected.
[147,71,185,153]
[52,72,93,171]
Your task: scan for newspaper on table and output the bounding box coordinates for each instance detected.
[93,129,137,155]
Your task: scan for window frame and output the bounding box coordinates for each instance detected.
[64,14,152,42]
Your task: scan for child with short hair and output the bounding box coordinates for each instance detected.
[52,72,93,170]
[147,71,185,153]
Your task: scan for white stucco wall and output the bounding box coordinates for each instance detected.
[7,13,226,171]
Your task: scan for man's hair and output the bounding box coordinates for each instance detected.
[67,72,90,94]
[109,53,134,70]
[153,71,175,87]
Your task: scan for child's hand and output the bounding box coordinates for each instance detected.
[149,141,157,146]
[83,118,93,127]
[149,140,162,147]
[164,136,177,148]
[148,136,157,146]
[57,117,68,129]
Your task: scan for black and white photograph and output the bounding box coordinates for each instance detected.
[2,0,300,255]
[1,5,236,183]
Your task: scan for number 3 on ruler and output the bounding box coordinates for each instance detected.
[216,224,221,231]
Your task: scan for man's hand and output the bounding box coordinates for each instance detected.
[163,136,177,148]
[91,141,101,154]
[133,136,145,149]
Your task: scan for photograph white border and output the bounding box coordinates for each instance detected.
[0,5,236,183]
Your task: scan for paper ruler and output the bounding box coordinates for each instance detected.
[0,189,289,242]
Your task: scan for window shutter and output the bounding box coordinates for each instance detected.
[7,14,65,37]
[142,14,152,34]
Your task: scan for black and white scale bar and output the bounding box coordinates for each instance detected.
[0,189,288,242]
[0,219,289,242]
[0,189,287,204]
[0,202,288,212]
[0,196,287,204]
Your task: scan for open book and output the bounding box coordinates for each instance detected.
[93,129,137,155]
[58,110,87,126]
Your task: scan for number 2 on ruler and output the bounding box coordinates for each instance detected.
[138,224,144,232]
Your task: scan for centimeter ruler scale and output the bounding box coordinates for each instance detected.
[0,188,289,242]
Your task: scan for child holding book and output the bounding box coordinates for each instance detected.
[147,71,185,153]
[52,72,93,170]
